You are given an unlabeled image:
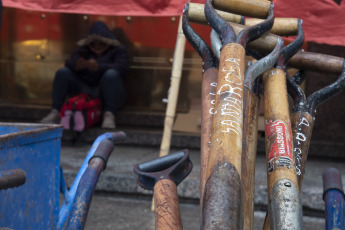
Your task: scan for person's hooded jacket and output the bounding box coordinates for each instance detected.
[65,21,130,86]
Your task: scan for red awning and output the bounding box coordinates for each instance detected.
[2,0,345,46]
[273,0,345,46]
[1,0,199,16]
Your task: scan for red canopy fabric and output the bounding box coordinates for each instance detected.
[273,0,345,46]
[1,0,199,16]
[2,0,345,46]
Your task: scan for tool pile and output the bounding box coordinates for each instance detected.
[135,0,345,229]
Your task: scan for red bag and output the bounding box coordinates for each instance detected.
[60,94,102,131]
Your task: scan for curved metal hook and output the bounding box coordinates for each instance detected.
[276,19,304,71]
[210,28,221,61]
[306,61,345,116]
[236,4,275,48]
[291,69,307,85]
[244,37,284,91]
[204,0,236,45]
[182,4,218,70]
[286,73,307,113]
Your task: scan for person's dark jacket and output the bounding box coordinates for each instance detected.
[65,21,130,86]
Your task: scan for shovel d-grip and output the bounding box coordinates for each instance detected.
[134,150,192,230]
[322,168,345,230]
[182,3,218,207]
[201,1,274,229]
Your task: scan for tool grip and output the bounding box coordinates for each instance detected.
[0,169,26,190]
[213,0,271,18]
[188,3,242,25]
[154,179,182,230]
[246,18,299,37]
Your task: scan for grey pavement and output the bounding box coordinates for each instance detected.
[60,140,345,229]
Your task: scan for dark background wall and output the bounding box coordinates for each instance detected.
[305,42,345,143]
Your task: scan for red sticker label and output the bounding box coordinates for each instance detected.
[265,120,293,173]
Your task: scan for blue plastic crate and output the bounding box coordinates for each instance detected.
[0,123,63,230]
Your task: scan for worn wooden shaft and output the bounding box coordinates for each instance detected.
[263,68,302,229]
[206,43,245,178]
[201,43,244,230]
[200,67,218,207]
[291,112,314,189]
[241,88,260,230]
[263,68,298,193]
[154,179,182,230]
[213,0,271,18]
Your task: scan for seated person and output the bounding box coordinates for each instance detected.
[41,21,130,128]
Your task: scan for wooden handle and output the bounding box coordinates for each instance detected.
[241,88,260,230]
[245,18,299,36]
[188,3,242,25]
[213,0,271,18]
[154,179,182,230]
[207,43,245,178]
[200,67,218,206]
[291,112,314,189]
[188,3,297,37]
[263,68,298,193]
[228,22,345,74]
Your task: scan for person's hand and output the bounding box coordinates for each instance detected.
[75,58,87,71]
[87,59,99,72]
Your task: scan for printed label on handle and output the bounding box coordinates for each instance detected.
[265,120,293,174]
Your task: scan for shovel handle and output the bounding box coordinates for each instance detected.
[213,0,271,18]
[263,68,298,191]
[263,68,303,229]
[207,43,245,177]
[241,88,260,230]
[291,112,314,189]
[154,179,182,230]
[200,67,218,205]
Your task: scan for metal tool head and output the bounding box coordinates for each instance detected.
[286,72,307,113]
[276,19,304,71]
[182,4,218,71]
[306,60,345,116]
[210,28,221,61]
[244,37,284,91]
[133,149,193,191]
[236,3,275,48]
[204,0,236,46]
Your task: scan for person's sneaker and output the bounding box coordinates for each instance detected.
[40,109,60,124]
[101,111,116,129]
